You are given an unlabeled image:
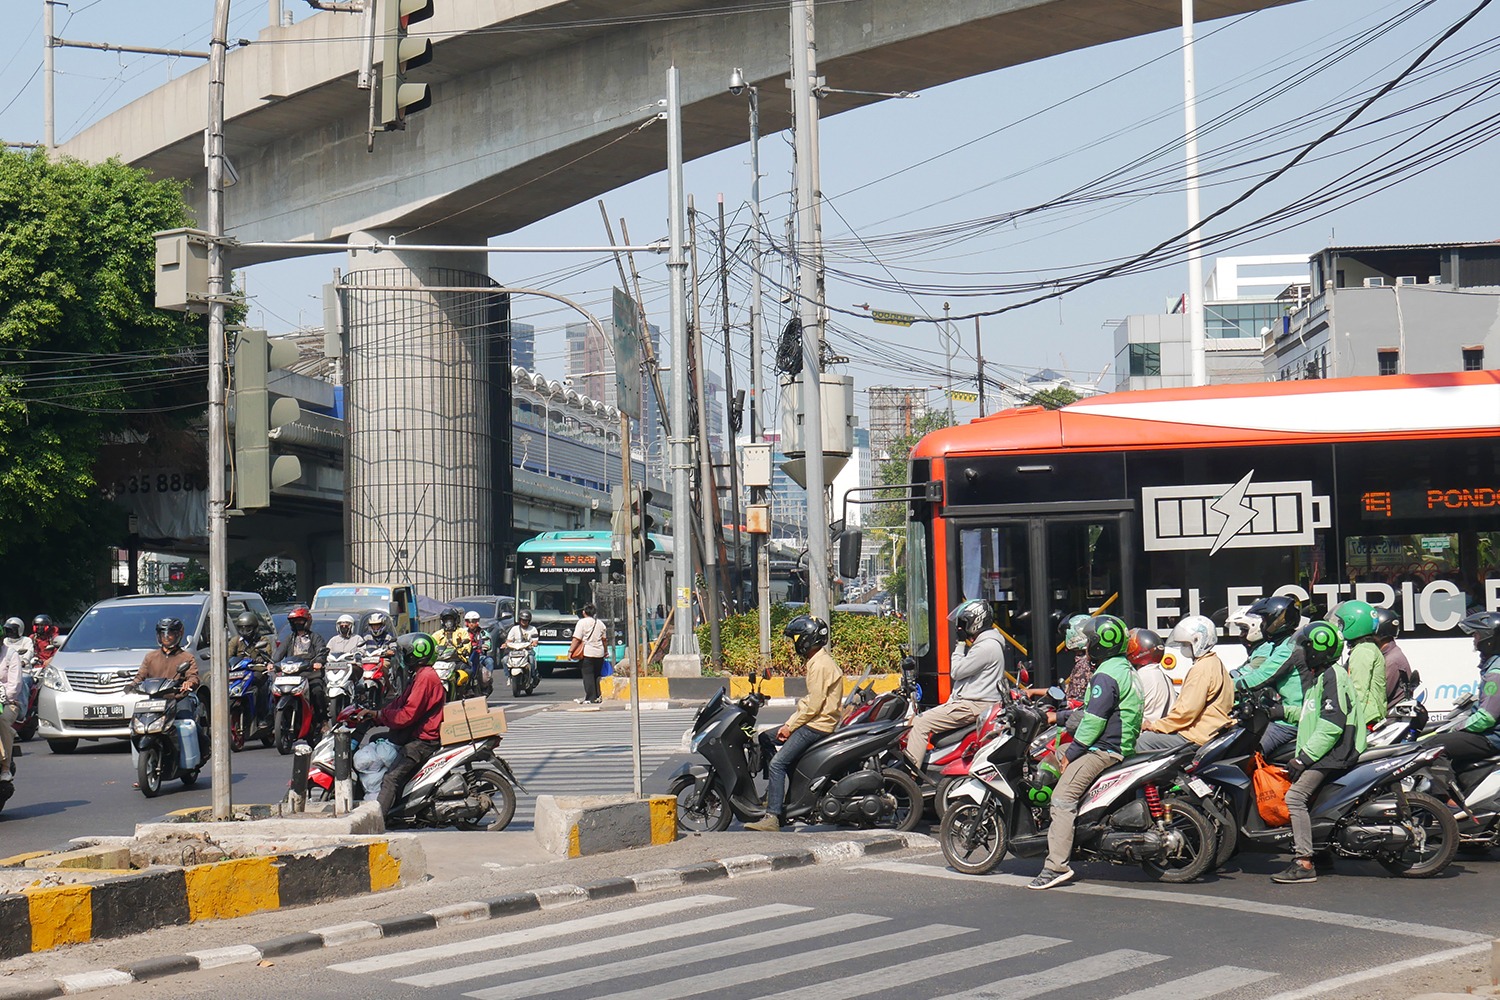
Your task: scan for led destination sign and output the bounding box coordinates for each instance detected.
[1361,486,1500,519]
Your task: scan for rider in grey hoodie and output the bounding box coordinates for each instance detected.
[905,599,1008,770]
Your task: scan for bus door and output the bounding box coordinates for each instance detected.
[952,514,1129,686]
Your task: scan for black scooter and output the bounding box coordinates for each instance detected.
[669,672,923,833]
[130,663,208,798]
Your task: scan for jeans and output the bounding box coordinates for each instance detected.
[1045,749,1122,872]
[470,651,494,692]
[765,725,826,818]
[1285,768,1329,858]
[378,738,440,818]
[1136,730,1191,753]
[1261,721,1297,757]
[353,738,401,798]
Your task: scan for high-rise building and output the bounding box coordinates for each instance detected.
[509,321,535,371]
[704,370,726,455]
[867,386,929,462]
[565,319,667,484]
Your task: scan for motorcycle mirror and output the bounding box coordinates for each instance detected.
[176,662,191,676]
[1018,667,1031,686]
[1046,685,1066,702]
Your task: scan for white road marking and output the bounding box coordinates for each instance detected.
[929,949,1169,1000]
[396,903,815,988]
[754,935,1071,1000]
[456,912,887,999]
[860,860,1487,944]
[329,894,733,975]
[1110,965,1278,1000]
[1258,943,1490,1000]
[506,923,977,1000]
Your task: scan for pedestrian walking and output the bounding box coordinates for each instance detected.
[571,603,609,705]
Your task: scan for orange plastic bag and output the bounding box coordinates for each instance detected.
[1252,752,1292,827]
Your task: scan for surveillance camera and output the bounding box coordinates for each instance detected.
[779,291,794,304]
[728,67,746,96]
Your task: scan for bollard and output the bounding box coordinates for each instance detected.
[289,741,311,813]
[334,728,354,814]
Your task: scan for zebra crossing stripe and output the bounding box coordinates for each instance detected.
[456,912,889,999]
[396,903,817,988]
[504,924,977,1000]
[328,895,732,975]
[754,935,1071,1000]
[1109,966,1277,1000]
[929,948,1169,1000]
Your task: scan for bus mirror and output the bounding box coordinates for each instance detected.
[837,528,862,579]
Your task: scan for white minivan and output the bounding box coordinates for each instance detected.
[37,591,273,754]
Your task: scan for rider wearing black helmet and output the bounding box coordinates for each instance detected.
[129,618,205,778]
[1425,611,1500,769]
[1371,607,1417,707]
[504,610,540,688]
[904,598,1008,772]
[1231,595,1304,756]
[369,632,449,820]
[227,611,274,727]
[745,615,841,832]
[29,615,59,667]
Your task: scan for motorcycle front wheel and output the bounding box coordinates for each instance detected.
[939,800,1008,875]
[875,769,924,833]
[1140,798,1216,884]
[511,672,525,698]
[669,773,732,833]
[275,708,295,755]
[16,713,37,742]
[137,746,164,798]
[1378,791,1460,878]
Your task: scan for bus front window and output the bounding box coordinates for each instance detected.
[907,520,931,656]
[518,572,592,617]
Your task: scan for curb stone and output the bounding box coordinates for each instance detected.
[0,832,929,1000]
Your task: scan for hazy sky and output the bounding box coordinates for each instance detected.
[3,0,1498,429]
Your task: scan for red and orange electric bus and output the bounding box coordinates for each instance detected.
[890,370,1500,711]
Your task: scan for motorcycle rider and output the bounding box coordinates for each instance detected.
[1137,615,1234,752]
[1231,595,1303,756]
[745,615,842,833]
[226,611,274,728]
[29,615,60,667]
[1424,611,1500,767]
[503,610,541,688]
[326,614,364,659]
[4,618,38,747]
[0,639,21,788]
[1372,608,1418,707]
[369,632,447,821]
[1059,613,1093,704]
[463,611,494,695]
[1273,620,1366,884]
[1330,600,1387,730]
[128,618,205,773]
[1127,627,1175,722]
[280,606,329,731]
[904,599,1007,773]
[362,611,397,651]
[1029,614,1142,890]
[432,607,472,659]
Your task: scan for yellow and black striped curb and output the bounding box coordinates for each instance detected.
[0,833,929,1000]
[533,794,678,858]
[601,674,902,702]
[0,839,410,962]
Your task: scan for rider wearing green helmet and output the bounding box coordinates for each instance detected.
[370,631,448,820]
[1330,600,1386,730]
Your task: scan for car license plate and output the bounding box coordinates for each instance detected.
[83,704,126,719]
[1187,777,1212,798]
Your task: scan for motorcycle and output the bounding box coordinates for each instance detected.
[433,647,472,703]
[325,651,359,720]
[1184,693,1460,878]
[357,644,395,710]
[13,652,41,742]
[940,700,1217,882]
[227,656,274,751]
[313,706,524,830]
[130,664,207,798]
[503,645,539,698]
[271,657,318,755]
[669,672,924,834]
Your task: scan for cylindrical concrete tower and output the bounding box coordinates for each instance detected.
[340,234,503,596]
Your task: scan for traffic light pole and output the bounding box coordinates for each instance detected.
[207,0,233,821]
[619,411,643,798]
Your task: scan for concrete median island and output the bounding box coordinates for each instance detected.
[534,794,678,858]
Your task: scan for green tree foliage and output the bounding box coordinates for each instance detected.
[1025,386,1081,410]
[0,150,206,617]
[698,605,907,675]
[870,411,952,530]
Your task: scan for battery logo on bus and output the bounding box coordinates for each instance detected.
[1142,471,1331,555]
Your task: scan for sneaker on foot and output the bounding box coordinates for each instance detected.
[744,815,781,832]
[589,697,603,704]
[1027,867,1075,890]
[1272,861,1317,884]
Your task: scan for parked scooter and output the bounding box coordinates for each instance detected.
[130,663,208,798]
[227,656,273,751]
[271,657,317,755]
[940,699,1216,882]
[670,672,924,833]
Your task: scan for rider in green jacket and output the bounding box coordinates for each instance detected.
[1331,600,1387,730]
[1231,595,1303,756]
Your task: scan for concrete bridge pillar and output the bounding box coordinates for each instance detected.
[340,232,509,597]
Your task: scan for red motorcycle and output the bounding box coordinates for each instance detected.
[934,687,1076,817]
[270,657,318,754]
[357,644,395,710]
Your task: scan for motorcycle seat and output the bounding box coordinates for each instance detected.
[1357,744,1418,763]
[931,728,969,751]
[1455,754,1500,774]
[1265,742,1297,767]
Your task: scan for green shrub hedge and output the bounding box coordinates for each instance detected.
[696,606,907,675]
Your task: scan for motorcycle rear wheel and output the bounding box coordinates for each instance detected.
[1378,791,1460,878]
[875,769,924,833]
[933,775,956,821]
[670,774,732,833]
[16,714,37,742]
[137,746,164,798]
[939,801,1008,875]
[1140,798,1216,884]
[452,765,518,832]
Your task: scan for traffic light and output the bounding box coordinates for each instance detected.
[232,328,302,510]
[633,488,657,556]
[380,0,434,129]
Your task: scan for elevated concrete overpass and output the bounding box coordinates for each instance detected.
[60,0,1302,262]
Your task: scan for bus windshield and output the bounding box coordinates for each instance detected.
[518,570,595,618]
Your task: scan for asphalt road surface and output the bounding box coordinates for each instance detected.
[91,844,1500,1000]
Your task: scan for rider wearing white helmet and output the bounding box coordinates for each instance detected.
[326,613,364,659]
[1136,614,1234,752]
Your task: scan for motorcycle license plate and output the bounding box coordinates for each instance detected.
[132,699,168,713]
[84,704,126,718]
[1187,777,1212,798]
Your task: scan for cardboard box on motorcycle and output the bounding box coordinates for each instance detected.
[440,697,507,745]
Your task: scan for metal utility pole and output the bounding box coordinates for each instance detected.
[688,196,722,668]
[974,317,987,417]
[790,0,830,623]
[619,415,643,797]
[1182,0,1208,386]
[207,0,233,820]
[43,0,55,150]
[717,196,744,610]
[663,67,701,673]
[943,301,954,421]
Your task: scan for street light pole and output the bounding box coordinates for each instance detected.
[1182,0,1208,386]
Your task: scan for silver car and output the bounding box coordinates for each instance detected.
[37,591,273,754]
